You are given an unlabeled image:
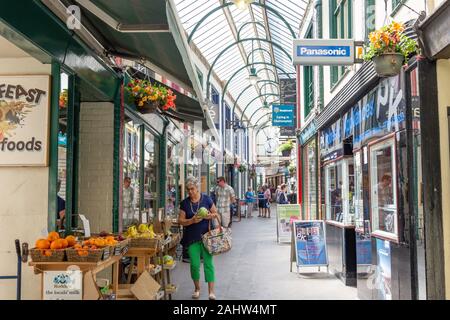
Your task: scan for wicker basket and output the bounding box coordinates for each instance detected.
[66,247,108,263]
[29,248,66,262]
[129,238,159,249]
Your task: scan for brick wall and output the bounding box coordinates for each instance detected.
[78,102,114,233]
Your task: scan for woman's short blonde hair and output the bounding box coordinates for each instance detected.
[185,176,199,189]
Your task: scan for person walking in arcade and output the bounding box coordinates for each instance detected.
[178,176,219,300]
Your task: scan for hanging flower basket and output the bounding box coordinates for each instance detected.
[278,139,294,157]
[363,21,418,77]
[281,150,291,157]
[137,100,160,114]
[372,53,404,77]
[125,78,176,114]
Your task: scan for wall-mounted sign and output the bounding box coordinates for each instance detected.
[43,270,82,300]
[293,39,355,65]
[299,119,317,145]
[272,104,295,127]
[0,75,50,166]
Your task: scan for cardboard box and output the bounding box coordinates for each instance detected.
[130,271,161,300]
[83,271,101,300]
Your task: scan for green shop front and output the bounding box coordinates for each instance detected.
[0,0,209,299]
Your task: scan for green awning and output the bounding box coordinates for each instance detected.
[68,0,194,89]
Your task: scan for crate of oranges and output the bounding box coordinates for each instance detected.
[66,236,116,263]
[30,232,77,262]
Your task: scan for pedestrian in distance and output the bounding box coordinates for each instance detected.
[264,185,272,218]
[178,176,219,300]
[244,187,256,218]
[257,186,265,217]
[214,177,236,228]
[277,184,290,204]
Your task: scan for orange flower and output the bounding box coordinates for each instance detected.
[391,21,404,33]
[369,31,378,44]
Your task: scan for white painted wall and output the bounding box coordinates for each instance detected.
[0,56,51,300]
[436,58,450,299]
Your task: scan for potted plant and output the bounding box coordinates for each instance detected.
[288,162,296,176]
[125,78,176,114]
[278,140,294,157]
[364,21,417,77]
[238,164,247,173]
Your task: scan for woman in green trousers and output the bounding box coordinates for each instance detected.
[179,176,219,300]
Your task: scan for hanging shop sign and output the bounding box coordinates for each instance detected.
[43,270,83,300]
[293,39,355,65]
[299,119,317,145]
[0,75,50,166]
[279,79,297,136]
[272,104,295,127]
[277,204,302,243]
[293,220,328,267]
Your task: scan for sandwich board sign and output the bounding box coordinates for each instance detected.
[276,204,301,243]
[293,39,355,65]
[292,220,328,271]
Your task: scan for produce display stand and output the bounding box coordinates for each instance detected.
[124,247,158,284]
[29,255,121,300]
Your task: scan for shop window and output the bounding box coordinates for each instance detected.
[369,138,398,239]
[325,161,343,222]
[354,151,364,229]
[391,0,405,14]
[365,0,376,41]
[123,117,141,227]
[303,23,315,118]
[330,0,353,88]
[324,158,355,224]
[303,139,318,220]
[144,130,159,222]
[56,72,70,231]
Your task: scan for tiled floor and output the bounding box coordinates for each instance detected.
[170,207,358,300]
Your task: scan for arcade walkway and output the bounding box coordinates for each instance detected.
[171,205,358,300]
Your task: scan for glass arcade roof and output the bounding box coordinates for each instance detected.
[173,0,308,126]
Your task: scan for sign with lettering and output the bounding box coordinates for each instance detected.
[0,75,50,166]
[279,79,297,136]
[43,270,82,300]
[293,220,328,267]
[293,39,355,65]
[272,104,295,127]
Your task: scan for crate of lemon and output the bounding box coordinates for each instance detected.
[125,224,162,249]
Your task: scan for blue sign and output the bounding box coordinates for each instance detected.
[297,46,350,57]
[356,237,372,265]
[376,239,392,300]
[293,220,328,266]
[272,104,295,127]
[293,39,355,65]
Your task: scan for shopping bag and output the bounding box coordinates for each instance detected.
[202,216,232,256]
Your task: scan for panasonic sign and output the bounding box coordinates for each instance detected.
[293,39,355,65]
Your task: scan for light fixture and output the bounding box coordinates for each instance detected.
[247,67,260,85]
[232,0,254,10]
[262,101,269,109]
